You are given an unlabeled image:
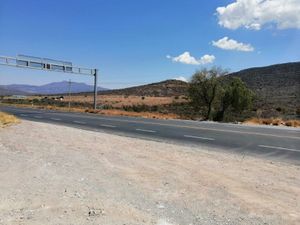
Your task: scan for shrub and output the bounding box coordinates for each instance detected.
[272,119,281,126]
[285,120,300,127]
[0,112,19,127]
[262,118,272,125]
[285,121,292,126]
[102,104,113,110]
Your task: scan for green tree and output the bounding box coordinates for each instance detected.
[216,77,253,121]
[188,68,253,121]
[188,68,227,120]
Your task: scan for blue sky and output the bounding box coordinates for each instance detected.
[0,0,299,88]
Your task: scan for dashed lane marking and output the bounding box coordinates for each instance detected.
[136,128,156,133]
[51,118,61,121]
[184,135,215,141]
[258,145,300,153]
[100,124,116,128]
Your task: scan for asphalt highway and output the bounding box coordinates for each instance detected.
[1,105,300,164]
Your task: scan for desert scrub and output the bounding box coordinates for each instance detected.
[244,117,300,127]
[0,112,19,127]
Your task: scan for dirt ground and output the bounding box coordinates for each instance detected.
[66,95,186,107]
[0,121,299,225]
[16,95,186,107]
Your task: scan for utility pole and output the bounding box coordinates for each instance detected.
[68,79,71,111]
[93,69,98,110]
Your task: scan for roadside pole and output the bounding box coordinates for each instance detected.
[93,69,98,110]
[68,79,71,111]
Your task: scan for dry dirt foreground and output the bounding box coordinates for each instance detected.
[0,121,299,225]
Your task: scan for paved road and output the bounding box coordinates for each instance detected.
[1,105,300,164]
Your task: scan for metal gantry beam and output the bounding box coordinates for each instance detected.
[0,54,99,109]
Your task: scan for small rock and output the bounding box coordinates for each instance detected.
[156,203,165,209]
[88,208,105,217]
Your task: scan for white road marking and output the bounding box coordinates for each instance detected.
[20,114,27,117]
[64,114,300,140]
[258,145,300,153]
[100,124,116,128]
[6,108,299,140]
[184,135,215,141]
[34,116,43,119]
[51,118,61,121]
[73,120,86,124]
[136,128,156,133]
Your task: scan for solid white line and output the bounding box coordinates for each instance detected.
[100,124,116,128]
[184,135,215,141]
[258,145,300,153]
[73,120,86,124]
[136,128,156,133]
[51,118,61,121]
[20,114,27,117]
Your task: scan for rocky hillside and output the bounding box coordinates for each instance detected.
[100,79,188,97]
[227,62,300,112]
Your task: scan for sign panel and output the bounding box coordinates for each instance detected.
[16,54,73,72]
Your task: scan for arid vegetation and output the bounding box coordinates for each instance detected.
[244,117,300,127]
[0,112,19,127]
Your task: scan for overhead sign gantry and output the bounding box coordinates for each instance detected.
[0,54,99,109]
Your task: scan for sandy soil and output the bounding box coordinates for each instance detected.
[0,121,299,225]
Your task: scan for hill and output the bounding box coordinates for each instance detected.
[98,62,300,115]
[227,62,300,112]
[102,62,299,109]
[0,81,107,95]
[100,79,188,97]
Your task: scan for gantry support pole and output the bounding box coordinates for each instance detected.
[93,69,98,110]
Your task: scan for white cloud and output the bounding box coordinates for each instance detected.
[167,52,215,65]
[216,0,300,30]
[212,37,254,52]
[173,76,188,82]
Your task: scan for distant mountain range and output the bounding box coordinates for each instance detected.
[0,81,107,95]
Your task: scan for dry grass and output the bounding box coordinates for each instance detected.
[285,120,300,127]
[1,103,179,120]
[0,112,19,127]
[88,109,179,119]
[6,95,187,107]
[63,95,186,107]
[244,117,300,128]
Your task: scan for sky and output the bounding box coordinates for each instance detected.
[0,0,300,88]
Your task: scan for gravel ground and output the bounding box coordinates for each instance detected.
[0,121,299,225]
